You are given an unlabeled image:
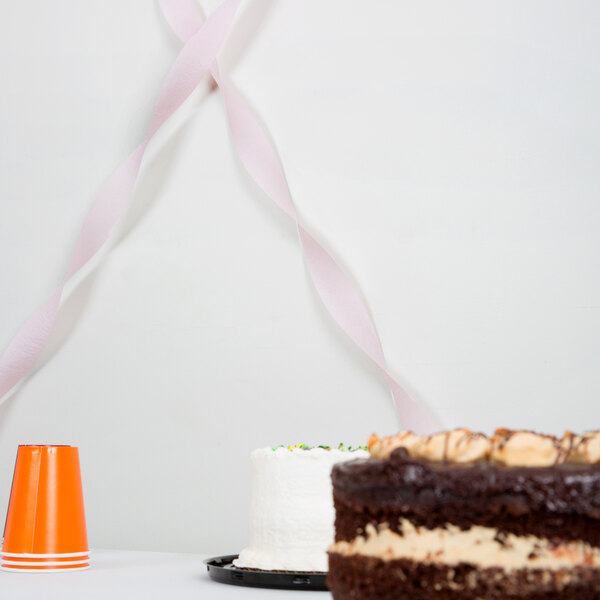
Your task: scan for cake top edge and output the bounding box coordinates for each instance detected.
[268,443,368,452]
[368,428,600,466]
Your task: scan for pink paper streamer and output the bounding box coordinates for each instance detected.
[0,0,437,434]
[0,0,241,400]
[159,1,437,433]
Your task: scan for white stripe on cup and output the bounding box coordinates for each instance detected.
[2,558,90,567]
[1,550,91,558]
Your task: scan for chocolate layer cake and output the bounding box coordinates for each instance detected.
[327,429,600,599]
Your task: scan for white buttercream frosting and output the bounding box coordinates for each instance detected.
[234,446,368,572]
[330,520,600,570]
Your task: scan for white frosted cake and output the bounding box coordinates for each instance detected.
[234,444,368,572]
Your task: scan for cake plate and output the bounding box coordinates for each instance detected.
[204,555,328,591]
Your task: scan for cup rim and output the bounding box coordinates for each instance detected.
[17,445,73,448]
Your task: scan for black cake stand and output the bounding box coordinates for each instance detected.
[204,554,329,591]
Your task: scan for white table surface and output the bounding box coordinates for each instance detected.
[0,550,330,599]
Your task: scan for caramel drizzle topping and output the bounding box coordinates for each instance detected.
[369,429,600,464]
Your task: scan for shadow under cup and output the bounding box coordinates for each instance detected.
[2,445,90,572]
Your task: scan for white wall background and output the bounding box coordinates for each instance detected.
[1,0,599,554]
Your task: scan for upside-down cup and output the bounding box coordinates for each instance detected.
[1,445,90,572]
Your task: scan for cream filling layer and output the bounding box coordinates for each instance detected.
[330,520,600,570]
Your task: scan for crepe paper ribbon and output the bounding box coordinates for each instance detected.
[159,0,437,434]
[0,0,241,403]
[0,0,436,434]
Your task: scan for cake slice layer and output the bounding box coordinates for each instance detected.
[327,552,600,600]
[332,449,600,546]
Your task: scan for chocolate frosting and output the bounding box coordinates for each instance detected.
[334,448,600,515]
[332,449,600,546]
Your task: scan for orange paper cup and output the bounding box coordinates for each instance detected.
[1,445,89,572]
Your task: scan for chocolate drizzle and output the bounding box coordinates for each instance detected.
[443,431,450,462]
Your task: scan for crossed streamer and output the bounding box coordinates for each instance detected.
[0,0,436,433]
